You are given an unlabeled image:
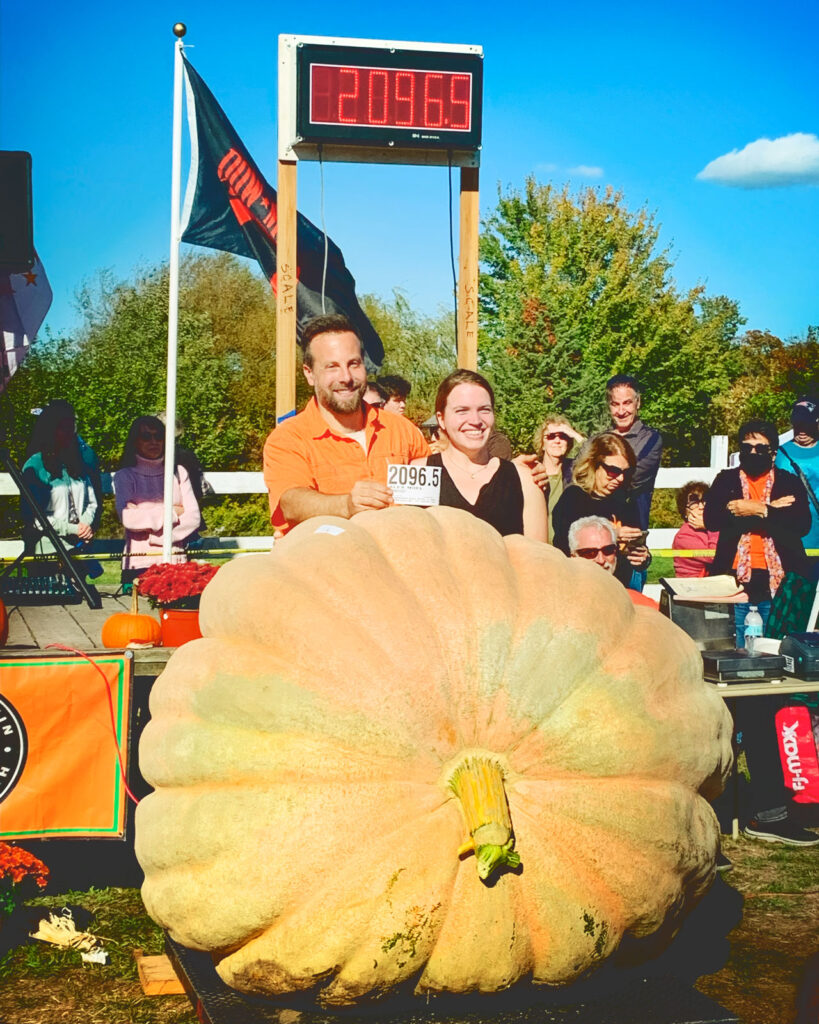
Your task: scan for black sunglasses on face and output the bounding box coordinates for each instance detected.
[140,431,163,441]
[599,462,629,479]
[544,431,571,442]
[740,442,772,455]
[685,496,705,508]
[575,544,618,559]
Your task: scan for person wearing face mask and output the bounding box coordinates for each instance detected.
[775,396,819,581]
[704,418,811,641]
[703,420,817,846]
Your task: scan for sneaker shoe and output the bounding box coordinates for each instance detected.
[744,818,819,846]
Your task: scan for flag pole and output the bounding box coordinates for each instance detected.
[163,22,186,563]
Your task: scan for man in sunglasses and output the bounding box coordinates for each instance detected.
[606,374,663,531]
[567,516,658,607]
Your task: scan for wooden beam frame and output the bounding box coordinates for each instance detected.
[276,159,298,423]
[457,166,480,369]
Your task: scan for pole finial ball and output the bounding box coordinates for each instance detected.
[173,22,187,38]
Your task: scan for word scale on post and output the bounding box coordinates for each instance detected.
[277,35,484,422]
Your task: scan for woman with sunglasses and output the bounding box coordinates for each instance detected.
[534,414,584,543]
[672,481,719,577]
[114,416,202,586]
[704,419,811,643]
[552,433,648,582]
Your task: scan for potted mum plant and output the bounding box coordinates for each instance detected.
[0,842,48,954]
[137,561,220,648]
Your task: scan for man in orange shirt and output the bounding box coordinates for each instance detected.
[263,315,429,534]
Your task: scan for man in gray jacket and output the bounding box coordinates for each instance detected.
[606,374,662,530]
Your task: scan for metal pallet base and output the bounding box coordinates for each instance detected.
[165,936,740,1024]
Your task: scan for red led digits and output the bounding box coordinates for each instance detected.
[394,71,415,126]
[449,74,470,130]
[337,67,360,123]
[368,69,389,125]
[423,73,444,128]
[310,63,472,131]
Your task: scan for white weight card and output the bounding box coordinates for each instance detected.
[388,464,441,506]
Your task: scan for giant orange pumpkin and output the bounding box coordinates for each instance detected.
[136,507,732,1005]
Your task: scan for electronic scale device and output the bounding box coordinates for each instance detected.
[701,649,786,684]
[779,632,819,682]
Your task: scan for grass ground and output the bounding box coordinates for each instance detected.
[1,835,816,1024]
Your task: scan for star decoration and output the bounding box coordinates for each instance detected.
[23,271,37,286]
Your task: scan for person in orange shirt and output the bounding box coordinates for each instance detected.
[263,315,429,534]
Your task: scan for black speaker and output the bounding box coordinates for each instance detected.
[0,151,34,272]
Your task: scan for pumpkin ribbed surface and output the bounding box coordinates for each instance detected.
[136,506,732,1005]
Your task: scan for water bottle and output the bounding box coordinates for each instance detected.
[744,605,764,655]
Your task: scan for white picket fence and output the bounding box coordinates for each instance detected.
[0,435,732,560]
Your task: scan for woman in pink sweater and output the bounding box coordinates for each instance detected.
[672,480,719,577]
[114,416,201,582]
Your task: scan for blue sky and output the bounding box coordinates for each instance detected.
[2,0,817,343]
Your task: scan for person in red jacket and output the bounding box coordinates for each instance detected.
[672,480,719,577]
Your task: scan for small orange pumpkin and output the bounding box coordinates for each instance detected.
[0,597,8,647]
[101,584,161,648]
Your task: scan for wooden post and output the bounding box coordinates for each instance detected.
[457,167,480,370]
[276,159,298,423]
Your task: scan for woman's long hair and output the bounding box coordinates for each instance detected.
[572,432,636,494]
[25,400,85,480]
[119,416,165,469]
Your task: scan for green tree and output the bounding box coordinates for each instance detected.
[0,252,277,470]
[360,290,456,421]
[478,180,745,459]
[710,326,819,436]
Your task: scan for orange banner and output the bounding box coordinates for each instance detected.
[0,655,131,839]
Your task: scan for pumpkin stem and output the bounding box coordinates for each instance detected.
[131,582,139,616]
[449,756,520,882]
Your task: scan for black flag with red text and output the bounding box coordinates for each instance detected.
[179,56,384,371]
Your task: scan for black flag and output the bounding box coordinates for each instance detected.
[179,56,384,370]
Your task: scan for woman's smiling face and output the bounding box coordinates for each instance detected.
[437,383,495,454]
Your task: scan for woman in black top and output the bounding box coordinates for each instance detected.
[552,433,649,579]
[414,370,546,540]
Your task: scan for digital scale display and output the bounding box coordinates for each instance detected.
[290,40,483,157]
[309,64,473,132]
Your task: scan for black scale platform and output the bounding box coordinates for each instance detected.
[166,936,740,1024]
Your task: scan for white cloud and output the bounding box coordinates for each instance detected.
[697,132,819,188]
[567,165,604,178]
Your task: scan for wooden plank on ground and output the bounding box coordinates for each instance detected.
[134,948,186,995]
[4,605,37,648]
[14,603,96,650]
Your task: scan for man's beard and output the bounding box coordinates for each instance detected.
[318,379,367,415]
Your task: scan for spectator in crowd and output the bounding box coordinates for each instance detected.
[775,396,819,580]
[263,315,429,534]
[413,370,546,539]
[114,415,201,585]
[607,374,663,530]
[703,419,818,845]
[568,515,659,607]
[534,413,584,543]
[157,412,214,535]
[363,381,387,408]
[21,400,98,555]
[704,419,811,642]
[552,433,649,577]
[376,375,411,416]
[672,481,719,577]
